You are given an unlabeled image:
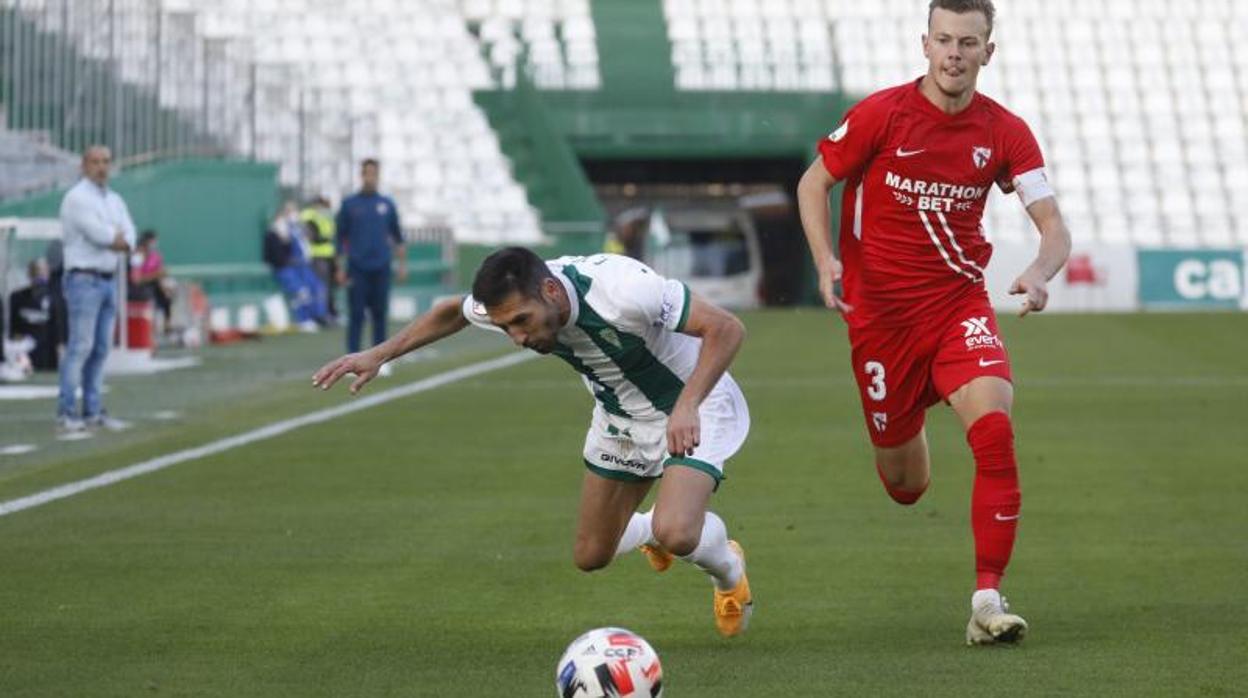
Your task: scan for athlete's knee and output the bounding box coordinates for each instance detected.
[572,540,613,573]
[953,379,1014,428]
[875,458,929,506]
[880,479,928,506]
[651,516,701,557]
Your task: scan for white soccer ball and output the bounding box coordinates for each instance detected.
[555,627,663,698]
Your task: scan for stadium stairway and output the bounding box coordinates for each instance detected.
[473,75,604,250]
[590,0,676,99]
[470,0,687,257]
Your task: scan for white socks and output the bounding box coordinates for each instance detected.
[614,509,657,558]
[614,509,743,592]
[678,511,743,592]
[972,588,1003,610]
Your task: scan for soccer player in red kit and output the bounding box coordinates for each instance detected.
[797,0,1072,645]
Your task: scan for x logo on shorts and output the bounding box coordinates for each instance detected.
[961,317,992,337]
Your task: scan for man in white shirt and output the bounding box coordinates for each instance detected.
[56,146,136,433]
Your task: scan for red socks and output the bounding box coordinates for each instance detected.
[967,411,1021,590]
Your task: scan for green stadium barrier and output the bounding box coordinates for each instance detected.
[1137,249,1247,310]
[0,159,280,268]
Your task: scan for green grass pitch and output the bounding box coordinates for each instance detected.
[0,311,1244,696]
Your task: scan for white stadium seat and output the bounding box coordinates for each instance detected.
[650,3,1243,246]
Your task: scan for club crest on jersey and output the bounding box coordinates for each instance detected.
[828,119,849,143]
[972,146,993,170]
[598,328,622,350]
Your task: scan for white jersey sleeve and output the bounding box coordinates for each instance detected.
[579,255,691,335]
[634,270,692,333]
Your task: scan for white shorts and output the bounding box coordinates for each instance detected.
[582,374,750,488]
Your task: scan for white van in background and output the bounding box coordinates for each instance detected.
[644,207,763,309]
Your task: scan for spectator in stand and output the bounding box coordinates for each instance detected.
[264,203,328,331]
[129,230,176,337]
[9,258,62,371]
[301,196,339,323]
[605,205,650,261]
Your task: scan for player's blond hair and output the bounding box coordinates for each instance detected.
[928,0,995,38]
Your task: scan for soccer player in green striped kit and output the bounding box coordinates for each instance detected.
[313,247,754,637]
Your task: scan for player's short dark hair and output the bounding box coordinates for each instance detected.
[361,158,380,170]
[472,247,553,307]
[928,0,995,37]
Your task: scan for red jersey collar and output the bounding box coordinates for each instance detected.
[909,76,983,120]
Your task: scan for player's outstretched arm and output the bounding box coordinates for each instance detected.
[796,158,853,314]
[667,294,746,456]
[1010,197,1073,317]
[312,295,470,394]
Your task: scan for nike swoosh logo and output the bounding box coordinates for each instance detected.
[895,147,925,157]
[978,358,1005,367]
[995,513,1020,521]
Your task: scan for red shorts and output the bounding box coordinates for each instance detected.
[848,297,1012,448]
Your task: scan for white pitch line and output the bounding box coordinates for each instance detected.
[0,444,38,456]
[0,352,534,518]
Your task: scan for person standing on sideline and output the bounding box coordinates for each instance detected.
[301,196,339,322]
[57,145,136,434]
[335,159,407,368]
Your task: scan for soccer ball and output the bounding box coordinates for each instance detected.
[555,627,663,698]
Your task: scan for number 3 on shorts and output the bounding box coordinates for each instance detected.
[864,361,887,401]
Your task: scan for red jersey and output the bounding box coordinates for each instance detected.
[818,78,1045,329]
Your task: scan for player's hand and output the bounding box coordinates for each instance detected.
[396,265,409,283]
[666,402,701,457]
[312,350,383,394]
[816,256,854,314]
[335,269,349,287]
[1009,270,1049,317]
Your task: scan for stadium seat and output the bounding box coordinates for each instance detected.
[15,0,1246,247]
[655,2,1247,246]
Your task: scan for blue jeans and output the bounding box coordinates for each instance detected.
[347,266,391,353]
[57,271,116,419]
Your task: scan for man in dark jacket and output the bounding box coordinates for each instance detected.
[9,258,63,371]
[335,159,407,353]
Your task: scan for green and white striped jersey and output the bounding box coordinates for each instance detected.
[462,253,717,422]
